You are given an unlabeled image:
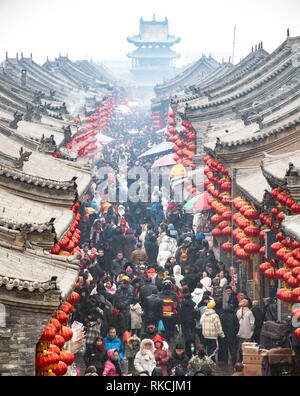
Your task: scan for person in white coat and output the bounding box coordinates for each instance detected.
[173,265,184,289]
[157,236,173,268]
[191,283,204,306]
[236,299,256,361]
[134,338,156,375]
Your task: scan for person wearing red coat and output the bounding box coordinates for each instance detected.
[153,334,170,376]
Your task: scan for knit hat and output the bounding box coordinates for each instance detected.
[207,301,216,309]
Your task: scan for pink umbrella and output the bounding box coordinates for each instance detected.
[192,191,211,211]
[151,153,176,168]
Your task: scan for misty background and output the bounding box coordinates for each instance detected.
[1,0,300,78]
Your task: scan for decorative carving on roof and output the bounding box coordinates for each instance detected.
[38,134,57,154]
[9,111,23,129]
[13,147,32,170]
[33,90,45,104]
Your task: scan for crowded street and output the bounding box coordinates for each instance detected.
[1,0,300,379]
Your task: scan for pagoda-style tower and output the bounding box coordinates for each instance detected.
[127,15,181,86]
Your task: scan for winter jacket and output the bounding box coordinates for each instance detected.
[144,294,163,324]
[125,335,141,375]
[102,349,122,376]
[111,227,126,255]
[200,308,225,340]
[111,257,128,278]
[200,277,213,295]
[115,284,134,313]
[124,228,137,261]
[144,232,159,265]
[109,310,127,341]
[153,335,170,376]
[84,345,108,375]
[179,295,196,326]
[140,281,158,308]
[219,308,240,342]
[167,350,189,375]
[103,335,124,361]
[157,236,173,268]
[173,265,184,288]
[236,307,255,339]
[130,302,143,330]
[134,339,156,375]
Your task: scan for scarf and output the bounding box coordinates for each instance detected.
[112,309,120,321]
[95,343,105,352]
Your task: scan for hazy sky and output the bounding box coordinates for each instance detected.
[1,0,300,66]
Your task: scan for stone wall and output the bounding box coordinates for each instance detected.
[0,288,60,376]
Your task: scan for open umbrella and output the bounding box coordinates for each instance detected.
[183,191,211,211]
[152,153,176,168]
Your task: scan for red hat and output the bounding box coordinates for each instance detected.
[152,334,165,344]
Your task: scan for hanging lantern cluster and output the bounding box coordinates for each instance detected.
[54,97,116,160]
[203,155,233,253]
[166,117,197,172]
[35,292,80,376]
[231,196,262,265]
[271,187,300,215]
[50,201,82,257]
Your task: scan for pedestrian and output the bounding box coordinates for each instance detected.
[232,362,245,376]
[143,287,162,327]
[84,336,108,376]
[125,334,141,376]
[103,327,124,361]
[223,285,239,311]
[236,299,255,361]
[153,334,170,376]
[84,365,99,376]
[173,265,184,289]
[191,282,204,306]
[130,241,148,267]
[141,321,159,341]
[251,300,265,343]
[157,236,173,268]
[124,228,137,262]
[144,230,159,266]
[200,272,213,295]
[200,301,225,361]
[102,349,123,376]
[179,293,197,342]
[166,344,189,376]
[218,306,240,366]
[129,298,143,337]
[187,345,216,376]
[134,338,156,376]
[159,279,179,342]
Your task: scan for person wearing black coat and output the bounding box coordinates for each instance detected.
[144,231,159,266]
[115,278,134,330]
[167,344,190,376]
[111,252,128,281]
[251,301,265,343]
[143,288,163,326]
[179,293,196,342]
[140,278,157,308]
[218,306,240,366]
[84,336,108,376]
[111,226,126,256]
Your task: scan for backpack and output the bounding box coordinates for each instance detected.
[179,248,188,264]
[161,297,177,318]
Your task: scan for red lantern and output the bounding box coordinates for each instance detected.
[294,328,300,341]
[59,350,75,366]
[210,214,222,225]
[275,268,290,281]
[244,243,260,255]
[52,334,65,349]
[53,310,69,326]
[222,226,232,237]
[264,267,277,280]
[243,208,259,221]
[60,302,72,315]
[287,277,299,289]
[60,326,73,342]
[53,361,68,376]
[271,242,283,253]
[244,226,260,238]
[259,263,272,273]
[39,324,57,343]
[49,318,61,332]
[48,344,61,355]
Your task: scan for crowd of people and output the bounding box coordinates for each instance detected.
[70,103,273,377]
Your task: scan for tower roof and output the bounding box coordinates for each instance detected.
[127,16,181,46]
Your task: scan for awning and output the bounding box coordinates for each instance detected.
[97,134,115,144]
[152,153,176,168]
[139,142,174,159]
